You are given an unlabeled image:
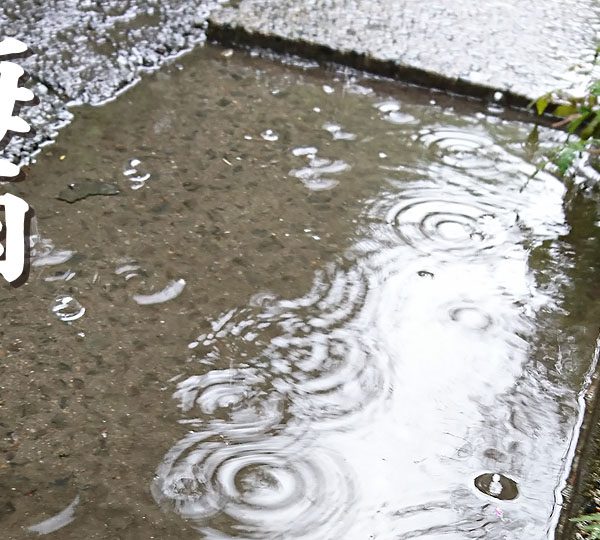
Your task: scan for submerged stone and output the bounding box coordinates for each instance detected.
[474,472,519,500]
[56,180,119,203]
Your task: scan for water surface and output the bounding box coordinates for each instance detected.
[1,46,600,539]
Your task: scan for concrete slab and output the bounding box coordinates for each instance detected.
[209,0,600,107]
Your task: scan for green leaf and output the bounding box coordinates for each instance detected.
[567,110,592,134]
[555,151,575,175]
[552,140,587,175]
[526,125,539,148]
[536,95,550,115]
[581,111,600,139]
[554,104,578,117]
[590,80,600,97]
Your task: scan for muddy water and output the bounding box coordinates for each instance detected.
[1,45,600,539]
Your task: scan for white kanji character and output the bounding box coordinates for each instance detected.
[0,37,34,178]
[0,193,29,283]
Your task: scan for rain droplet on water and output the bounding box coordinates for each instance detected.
[289,153,350,191]
[322,122,356,141]
[52,295,85,322]
[374,100,416,124]
[375,101,400,113]
[261,129,279,142]
[44,270,76,282]
[292,146,318,157]
[449,305,493,331]
[32,245,75,268]
[386,111,417,125]
[29,221,75,268]
[474,472,518,500]
[26,495,80,535]
[123,158,151,190]
[133,279,186,305]
[115,260,143,281]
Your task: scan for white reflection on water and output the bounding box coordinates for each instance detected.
[153,103,576,538]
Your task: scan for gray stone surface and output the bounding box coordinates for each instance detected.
[210,0,600,104]
[0,0,226,162]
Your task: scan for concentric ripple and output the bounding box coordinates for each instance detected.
[268,329,387,426]
[419,127,492,153]
[152,433,355,539]
[289,151,350,191]
[448,304,494,331]
[185,265,387,427]
[173,368,286,439]
[384,195,506,257]
[152,74,574,540]
[416,126,514,179]
[194,265,369,348]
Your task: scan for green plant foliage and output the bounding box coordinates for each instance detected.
[589,80,600,97]
[536,94,550,115]
[571,513,600,539]
[554,140,591,175]
[532,70,600,177]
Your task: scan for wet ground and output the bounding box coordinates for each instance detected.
[2,44,600,539]
[4,0,600,167]
[0,0,225,162]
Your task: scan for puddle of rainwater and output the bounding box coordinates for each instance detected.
[1,45,600,539]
